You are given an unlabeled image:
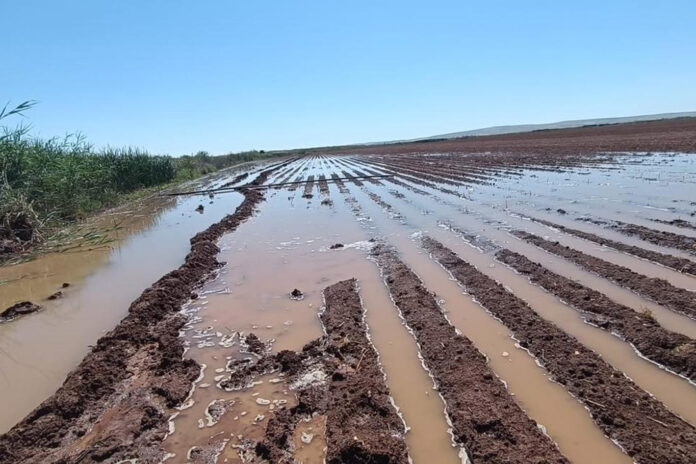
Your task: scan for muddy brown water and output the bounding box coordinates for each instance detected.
[341,180,630,463]
[0,166,263,433]
[162,177,463,463]
[346,168,696,424]
[4,153,696,462]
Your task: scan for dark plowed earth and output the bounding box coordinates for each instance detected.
[653,219,696,231]
[496,249,696,382]
[530,217,696,276]
[0,161,291,464]
[224,279,409,464]
[329,117,696,155]
[609,221,696,254]
[423,236,696,464]
[372,245,569,464]
[513,230,696,320]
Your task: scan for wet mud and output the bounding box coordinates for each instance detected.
[514,230,696,320]
[0,301,42,321]
[221,279,409,464]
[653,218,696,230]
[610,221,696,254]
[496,249,696,383]
[423,236,696,464]
[0,162,289,463]
[530,217,696,276]
[372,245,568,464]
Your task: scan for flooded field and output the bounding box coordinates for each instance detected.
[2,144,696,463]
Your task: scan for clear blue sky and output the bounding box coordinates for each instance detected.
[2,1,695,155]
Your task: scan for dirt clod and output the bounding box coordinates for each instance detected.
[47,291,63,301]
[290,288,304,300]
[1,301,42,321]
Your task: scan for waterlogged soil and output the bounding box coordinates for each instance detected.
[529,217,696,276]
[610,221,696,254]
[0,162,290,463]
[221,279,409,463]
[514,230,696,320]
[4,143,696,464]
[496,249,696,383]
[372,245,568,464]
[423,236,696,464]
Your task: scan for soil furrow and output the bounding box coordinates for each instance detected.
[513,230,696,320]
[0,160,293,463]
[529,217,696,276]
[302,175,315,198]
[329,173,350,194]
[609,221,696,254]
[423,236,696,464]
[317,174,330,195]
[224,279,410,464]
[496,249,696,383]
[340,170,363,186]
[371,245,569,464]
[653,218,696,231]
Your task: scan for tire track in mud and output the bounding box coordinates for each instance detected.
[222,279,410,464]
[422,236,696,464]
[371,245,569,464]
[513,230,696,320]
[496,249,696,383]
[0,160,294,464]
[527,217,696,277]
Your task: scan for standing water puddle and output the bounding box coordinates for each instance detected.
[163,175,463,463]
[0,167,259,433]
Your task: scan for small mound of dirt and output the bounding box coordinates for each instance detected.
[195,204,205,213]
[244,333,266,355]
[329,243,344,249]
[47,291,63,301]
[290,288,304,300]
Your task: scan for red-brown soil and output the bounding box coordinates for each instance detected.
[0,161,293,463]
[372,245,568,464]
[513,230,696,320]
[609,221,696,254]
[529,217,696,276]
[223,279,409,463]
[496,249,696,382]
[422,236,696,464]
[327,117,696,156]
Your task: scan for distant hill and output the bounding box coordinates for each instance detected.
[394,111,696,144]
